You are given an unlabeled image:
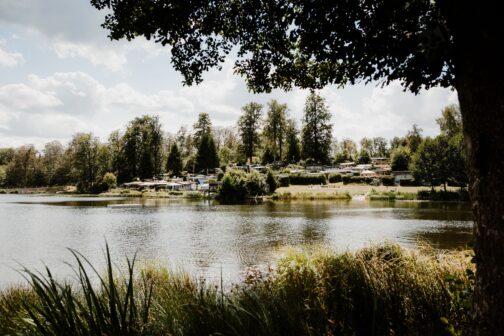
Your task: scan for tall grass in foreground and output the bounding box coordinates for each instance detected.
[0,244,474,336]
[0,246,153,336]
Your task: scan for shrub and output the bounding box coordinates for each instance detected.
[245,171,268,196]
[185,191,203,199]
[278,175,290,187]
[381,175,395,186]
[218,170,269,201]
[289,173,327,185]
[342,174,352,185]
[417,190,470,202]
[102,172,117,189]
[328,173,342,183]
[90,182,109,194]
[168,190,183,196]
[266,170,279,194]
[447,180,467,188]
[217,169,249,202]
[367,190,416,201]
[399,179,417,186]
[349,176,374,184]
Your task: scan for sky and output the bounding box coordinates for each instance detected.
[0,0,458,149]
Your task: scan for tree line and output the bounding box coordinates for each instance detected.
[0,93,465,191]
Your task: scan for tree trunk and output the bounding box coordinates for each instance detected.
[456,55,504,336]
[445,4,504,333]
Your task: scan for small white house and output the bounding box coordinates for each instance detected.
[361,170,378,177]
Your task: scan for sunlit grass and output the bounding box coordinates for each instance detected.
[272,191,351,200]
[367,189,417,200]
[0,244,474,335]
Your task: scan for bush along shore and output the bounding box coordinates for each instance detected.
[0,244,474,336]
[367,188,470,202]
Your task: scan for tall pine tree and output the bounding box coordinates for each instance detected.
[193,112,212,148]
[196,132,220,174]
[166,142,183,177]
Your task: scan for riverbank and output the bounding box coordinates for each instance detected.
[274,184,468,202]
[0,186,210,200]
[1,184,469,203]
[0,244,473,335]
[0,186,77,194]
[99,188,207,199]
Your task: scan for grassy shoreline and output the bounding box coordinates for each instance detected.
[0,244,473,335]
[1,184,470,203]
[274,184,469,202]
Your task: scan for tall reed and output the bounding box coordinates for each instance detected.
[0,244,473,335]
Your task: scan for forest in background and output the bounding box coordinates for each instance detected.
[0,92,466,193]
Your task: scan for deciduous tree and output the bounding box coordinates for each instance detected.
[301,92,332,164]
[358,149,371,165]
[437,104,463,138]
[391,147,411,172]
[405,125,423,154]
[263,100,287,161]
[285,119,301,163]
[121,115,164,181]
[238,102,263,163]
[69,133,100,191]
[412,136,465,191]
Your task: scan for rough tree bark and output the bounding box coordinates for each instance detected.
[457,73,504,336]
[451,6,504,333]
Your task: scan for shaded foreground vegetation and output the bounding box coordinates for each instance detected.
[0,244,474,336]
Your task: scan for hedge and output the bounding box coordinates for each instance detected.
[399,179,418,187]
[349,176,375,184]
[417,189,470,202]
[328,173,342,183]
[289,174,327,185]
[342,175,352,185]
[381,176,395,186]
[278,175,290,187]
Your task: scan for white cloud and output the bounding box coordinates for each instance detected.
[0,0,459,150]
[0,45,24,66]
[52,40,127,72]
[357,82,458,139]
[0,0,172,72]
[179,59,243,123]
[0,83,61,110]
[0,70,458,149]
[0,71,225,146]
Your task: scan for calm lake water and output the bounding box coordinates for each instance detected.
[0,194,472,287]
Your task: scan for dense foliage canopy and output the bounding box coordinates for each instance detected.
[91,0,455,94]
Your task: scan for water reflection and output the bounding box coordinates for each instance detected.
[412,225,473,250]
[0,195,472,286]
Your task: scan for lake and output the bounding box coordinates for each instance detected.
[0,194,473,287]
